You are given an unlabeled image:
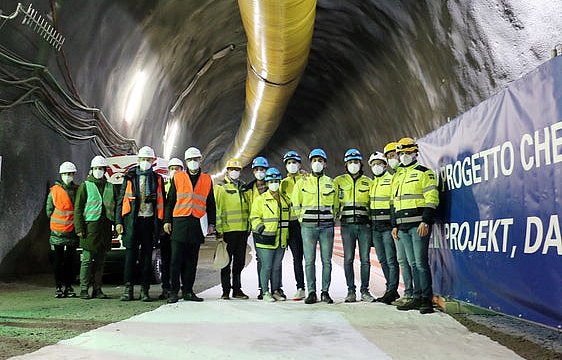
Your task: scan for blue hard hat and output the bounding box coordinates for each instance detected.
[251,156,269,169]
[264,167,282,182]
[344,148,363,162]
[283,150,302,163]
[308,148,327,161]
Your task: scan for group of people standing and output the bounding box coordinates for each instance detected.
[46,136,439,314]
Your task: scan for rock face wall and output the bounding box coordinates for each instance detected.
[0,0,560,275]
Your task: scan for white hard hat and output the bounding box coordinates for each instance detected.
[90,155,107,168]
[368,152,387,165]
[168,157,184,168]
[184,147,202,159]
[138,146,156,158]
[59,161,77,174]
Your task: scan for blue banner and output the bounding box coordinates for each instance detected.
[418,56,562,329]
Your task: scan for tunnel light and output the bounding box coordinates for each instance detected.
[163,121,180,160]
[124,70,147,123]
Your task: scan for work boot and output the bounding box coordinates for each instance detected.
[378,290,400,305]
[232,289,249,300]
[79,290,90,299]
[257,289,263,300]
[361,291,375,302]
[262,292,275,302]
[272,290,287,301]
[183,292,204,302]
[293,288,305,300]
[92,289,109,299]
[321,291,334,304]
[140,287,151,302]
[397,297,422,311]
[305,291,317,304]
[419,297,435,314]
[55,287,64,298]
[221,290,230,300]
[64,286,76,298]
[167,292,179,304]
[120,284,134,301]
[344,290,356,303]
[158,289,169,300]
[392,295,412,306]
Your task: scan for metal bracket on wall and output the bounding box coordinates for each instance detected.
[0,2,65,51]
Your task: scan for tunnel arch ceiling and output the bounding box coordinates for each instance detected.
[55,0,562,174]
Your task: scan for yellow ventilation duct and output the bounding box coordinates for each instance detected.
[215,0,316,175]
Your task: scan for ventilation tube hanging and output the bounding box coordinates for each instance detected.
[214,0,316,174]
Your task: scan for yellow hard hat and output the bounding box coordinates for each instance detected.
[383,142,398,155]
[226,158,242,169]
[396,137,418,153]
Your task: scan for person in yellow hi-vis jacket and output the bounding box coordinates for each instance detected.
[291,148,336,305]
[250,167,290,302]
[391,137,439,314]
[333,148,374,303]
[215,158,251,300]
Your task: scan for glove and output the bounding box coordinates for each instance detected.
[255,224,265,235]
[163,223,172,235]
[116,224,124,234]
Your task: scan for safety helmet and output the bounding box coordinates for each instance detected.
[368,152,387,165]
[168,158,184,169]
[251,156,269,169]
[226,158,242,169]
[90,155,107,168]
[184,147,202,159]
[264,167,282,182]
[383,142,398,156]
[308,148,327,161]
[59,161,77,174]
[344,148,363,162]
[283,150,302,163]
[396,137,418,153]
[138,146,156,158]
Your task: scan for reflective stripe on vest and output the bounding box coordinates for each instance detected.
[173,171,212,218]
[50,184,74,233]
[121,176,165,220]
[84,181,115,221]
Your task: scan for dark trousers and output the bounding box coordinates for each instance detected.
[170,241,200,295]
[159,233,171,290]
[221,231,247,293]
[53,244,77,288]
[287,220,305,289]
[124,217,154,287]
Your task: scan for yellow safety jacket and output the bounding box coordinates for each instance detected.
[280,173,303,221]
[391,162,439,229]
[250,191,290,249]
[291,174,335,225]
[369,171,394,230]
[214,177,250,233]
[333,173,371,224]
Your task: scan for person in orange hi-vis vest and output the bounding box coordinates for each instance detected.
[116,146,166,302]
[46,161,80,298]
[163,147,216,303]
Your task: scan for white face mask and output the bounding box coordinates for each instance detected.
[371,165,386,176]
[400,153,415,166]
[187,160,199,171]
[92,169,105,179]
[61,174,74,185]
[311,161,324,173]
[169,170,176,179]
[268,182,280,192]
[347,163,360,175]
[254,170,266,180]
[286,163,299,174]
[139,160,152,171]
[388,158,400,169]
[228,170,240,180]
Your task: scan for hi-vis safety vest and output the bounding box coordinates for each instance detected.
[333,174,371,224]
[250,191,290,249]
[50,184,74,233]
[280,173,303,221]
[291,174,335,224]
[121,176,164,220]
[392,162,439,225]
[369,171,394,222]
[84,181,115,222]
[214,178,250,233]
[173,171,212,218]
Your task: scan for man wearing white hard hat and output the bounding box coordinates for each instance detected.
[74,155,116,299]
[164,146,216,303]
[158,157,184,300]
[46,161,79,298]
[116,146,166,302]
